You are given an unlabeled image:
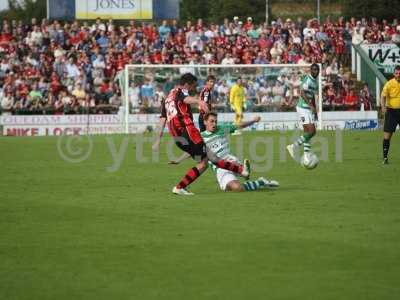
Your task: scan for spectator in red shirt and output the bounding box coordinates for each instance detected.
[344,88,358,111]
[332,88,345,111]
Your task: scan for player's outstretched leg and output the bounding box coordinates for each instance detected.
[215,158,250,179]
[205,145,250,179]
[226,177,279,192]
[172,157,250,195]
[243,177,280,191]
[173,159,208,196]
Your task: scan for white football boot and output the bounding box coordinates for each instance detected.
[258,177,280,188]
[172,187,194,196]
[241,159,251,180]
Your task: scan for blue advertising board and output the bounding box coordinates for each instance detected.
[344,120,379,130]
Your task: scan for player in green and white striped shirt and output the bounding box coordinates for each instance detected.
[172,112,279,192]
[287,63,320,162]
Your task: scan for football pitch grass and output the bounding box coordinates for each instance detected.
[1,131,399,300]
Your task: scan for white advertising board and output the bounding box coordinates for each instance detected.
[0,111,379,136]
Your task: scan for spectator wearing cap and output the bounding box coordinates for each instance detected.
[233,16,240,27]
[244,17,253,31]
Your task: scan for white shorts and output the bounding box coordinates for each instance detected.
[216,168,238,191]
[296,106,315,125]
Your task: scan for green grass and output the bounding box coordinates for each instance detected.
[0,131,400,300]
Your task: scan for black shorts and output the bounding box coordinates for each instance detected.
[175,130,207,161]
[198,113,206,132]
[384,108,400,133]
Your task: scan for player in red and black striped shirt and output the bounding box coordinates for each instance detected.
[198,75,216,132]
[160,73,250,195]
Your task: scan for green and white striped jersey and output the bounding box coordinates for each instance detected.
[297,74,319,109]
[201,123,240,172]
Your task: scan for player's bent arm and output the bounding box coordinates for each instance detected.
[183,96,200,105]
[184,96,209,113]
[169,152,191,165]
[237,116,261,129]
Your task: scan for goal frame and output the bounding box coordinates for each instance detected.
[123,64,323,134]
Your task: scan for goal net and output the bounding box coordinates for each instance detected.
[121,64,322,134]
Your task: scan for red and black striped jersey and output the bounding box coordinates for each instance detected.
[199,86,213,114]
[164,86,202,144]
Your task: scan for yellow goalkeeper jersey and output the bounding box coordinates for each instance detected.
[230,84,245,105]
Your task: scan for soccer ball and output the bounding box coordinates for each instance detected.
[301,153,319,170]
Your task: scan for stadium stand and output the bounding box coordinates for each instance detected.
[0,16,398,115]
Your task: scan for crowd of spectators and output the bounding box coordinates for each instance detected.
[1,16,398,115]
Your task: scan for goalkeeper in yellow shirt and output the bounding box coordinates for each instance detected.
[230,77,246,135]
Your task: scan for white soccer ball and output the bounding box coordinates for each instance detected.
[301,153,319,170]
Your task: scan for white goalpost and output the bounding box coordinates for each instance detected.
[122,64,323,134]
